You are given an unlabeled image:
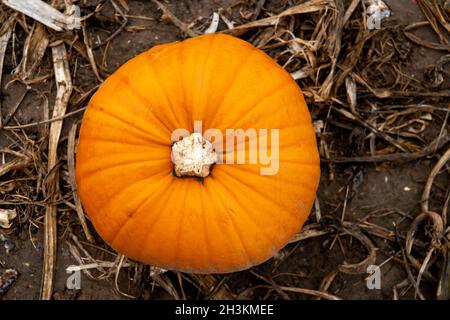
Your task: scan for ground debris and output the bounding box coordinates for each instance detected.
[0,209,17,229]
[0,269,18,297]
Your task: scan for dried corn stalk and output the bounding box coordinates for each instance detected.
[3,0,81,31]
[41,43,73,300]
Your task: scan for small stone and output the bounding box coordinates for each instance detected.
[4,240,15,254]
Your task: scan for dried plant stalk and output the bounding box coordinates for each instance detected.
[151,0,199,37]
[3,0,81,31]
[0,15,15,128]
[41,43,73,300]
[81,22,102,82]
[16,23,49,80]
[67,123,94,243]
[189,274,235,300]
[338,222,377,275]
[289,223,328,243]
[226,0,335,36]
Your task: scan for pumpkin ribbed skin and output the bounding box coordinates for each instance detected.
[76,34,320,273]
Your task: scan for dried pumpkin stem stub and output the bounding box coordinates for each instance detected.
[172,133,217,178]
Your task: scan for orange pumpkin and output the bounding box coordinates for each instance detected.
[76,34,320,273]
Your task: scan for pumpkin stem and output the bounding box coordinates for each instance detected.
[172,133,217,178]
